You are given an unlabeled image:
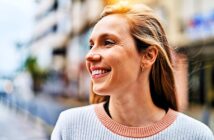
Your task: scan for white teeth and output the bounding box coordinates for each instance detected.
[92,70,108,76]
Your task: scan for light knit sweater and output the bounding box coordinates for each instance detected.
[51,103,214,140]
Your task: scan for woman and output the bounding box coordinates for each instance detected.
[51,2,213,140]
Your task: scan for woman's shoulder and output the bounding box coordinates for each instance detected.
[59,104,95,120]
[176,112,211,128]
[55,104,96,126]
[51,104,100,139]
[62,104,94,115]
[174,112,213,138]
[54,104,99,132]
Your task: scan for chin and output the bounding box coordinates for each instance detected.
[93,85,110,96]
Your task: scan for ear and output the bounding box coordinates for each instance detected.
[141,46,158,68]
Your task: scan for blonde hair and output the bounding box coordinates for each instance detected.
[90,2,178,111]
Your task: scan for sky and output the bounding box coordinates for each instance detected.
[0,0,35,76]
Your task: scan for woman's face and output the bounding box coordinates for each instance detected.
[86,14,142,95]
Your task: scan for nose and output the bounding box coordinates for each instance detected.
[85,52,101,62]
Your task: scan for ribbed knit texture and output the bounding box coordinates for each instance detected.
[95,103,177,138]
[51,103,214,140]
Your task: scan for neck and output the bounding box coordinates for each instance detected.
[108,85,166,127]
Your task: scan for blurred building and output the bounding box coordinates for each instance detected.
[146,0,214,110]
[28,0,214,111]
[170,0,214,108]
[29,0,103,100]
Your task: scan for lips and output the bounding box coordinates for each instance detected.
[90,66,111,79]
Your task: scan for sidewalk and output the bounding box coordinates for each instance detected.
[0,93,89,140]
[0,103,48,140]
[1,93,212,140]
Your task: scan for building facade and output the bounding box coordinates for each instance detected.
[29,0,214,110]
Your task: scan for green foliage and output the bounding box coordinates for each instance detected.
[24,56,47,91]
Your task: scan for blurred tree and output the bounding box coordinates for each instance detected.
[24,56,47,93]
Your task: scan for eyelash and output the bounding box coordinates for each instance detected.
[104,39,115,46]
[89,45,93,49]
[89,39,115,49]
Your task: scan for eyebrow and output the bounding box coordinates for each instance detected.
[89,33,119,43]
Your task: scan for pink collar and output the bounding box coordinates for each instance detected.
[95,102,178,138]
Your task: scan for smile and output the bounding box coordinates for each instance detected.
[92,70,109,76]
[90,67,111,79]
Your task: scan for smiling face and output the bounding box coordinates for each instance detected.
[86,14,142,96]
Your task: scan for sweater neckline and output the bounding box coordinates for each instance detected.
[94,102,178,138]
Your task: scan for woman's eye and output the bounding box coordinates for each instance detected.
[89,45,93,49]
[104,40,115,46]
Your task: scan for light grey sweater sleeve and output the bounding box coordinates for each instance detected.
[50,105,95,140]
[175,113,214,140]
[51,105,214,140]
[51,113,64,140]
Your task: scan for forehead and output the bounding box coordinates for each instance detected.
[90,14,130,40]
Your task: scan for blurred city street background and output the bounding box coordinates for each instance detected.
[0,0,214,139]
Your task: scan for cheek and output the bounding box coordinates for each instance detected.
[110,55,138,80]
[104,47,141,80]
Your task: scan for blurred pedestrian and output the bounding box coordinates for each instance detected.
[51,2,214,140]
